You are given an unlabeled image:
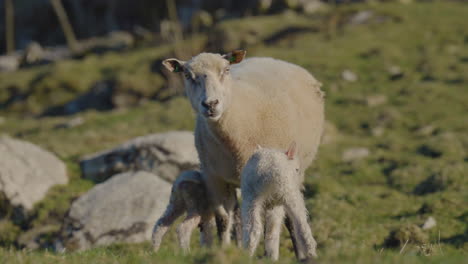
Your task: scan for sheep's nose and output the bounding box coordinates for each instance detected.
[202,99,219,110]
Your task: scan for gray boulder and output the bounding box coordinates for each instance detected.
[59,171,171,251]
[80,131,199,182]
[0,136,68,216]
[0,54,20,72]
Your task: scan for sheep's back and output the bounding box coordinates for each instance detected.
[231,58,325,177]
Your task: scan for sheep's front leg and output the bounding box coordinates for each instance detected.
[241,195,264,257]
[152,202,184,252]
[284,193,318,260]
[264,205,284,261]
[177,213,202,253]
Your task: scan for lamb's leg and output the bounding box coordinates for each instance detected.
[285,215,303,260]
[264,205,284,261]
[177,213,202,253]
[233,200,243,248]
[207,177,235,246]
[241,195,264,257]
[152,202,184,252]
[199,215,216,247]
[284,193,318,260]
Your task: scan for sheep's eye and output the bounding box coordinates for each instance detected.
[225,67,230,74]
[295,168,299,173]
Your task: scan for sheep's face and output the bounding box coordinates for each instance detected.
[162,50,246,121]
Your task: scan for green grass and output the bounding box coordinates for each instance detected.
[0,0,467,263]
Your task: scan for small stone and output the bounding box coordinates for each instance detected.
[258,0,273,13]
[302,0,326,15]
[342,147,370,162]
[191,10,213,30]
[372,126,385,137]
[24,42,45,64]
[349,10,374,25]
[422,216,437,230]
[388,65,404,80]
[0,54,20,72]
[366,95,387,107]
[417,125,437,136]
[342,70,358,82]
[54,117,84,129]
[399,0,414,4]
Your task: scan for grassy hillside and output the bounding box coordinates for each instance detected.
[0,1,467,263]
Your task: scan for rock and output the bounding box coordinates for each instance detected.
[17,225,58,250]
[0,136,68,217]
[342,147,370,162]
[80,131,199,182]
[0,54,20,72]
[191,10,214,31]
[416,125,437,136]
[42,80,115,116]
[59,171,171,251]
[388,65,404,80]
[399,0,414,4]
[301,0,327,15]
[421,216,436,230]
[342,69,358,82]
[283,0,300,9]
[80,31,135,54]
[258,0,273,13]
[366,94,387,107]
[54,117,85,130]
[349,10,374,25]
[371,126,385,137]
[23,42,45,64]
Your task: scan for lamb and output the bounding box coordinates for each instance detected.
[151,170,216,253]
[241,142,318,261]
[158,50,324,257]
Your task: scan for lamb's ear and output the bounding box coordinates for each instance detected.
[256,144,263,151]
[162,58,186,73]
[285,141,297,160]
[223,50,246,64]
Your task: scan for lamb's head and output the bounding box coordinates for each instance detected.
[254,142,301,180]
[162,50,246,121]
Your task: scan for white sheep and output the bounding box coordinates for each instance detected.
[159,50,324,257]
[151,170,216,253]
[241,142,317,261]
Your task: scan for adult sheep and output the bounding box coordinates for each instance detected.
[159,50,324,252]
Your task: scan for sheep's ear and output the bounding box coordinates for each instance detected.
[285,141,297,160]
[256,144,263,150]
[162,58,186,73]
[223,50,246,64]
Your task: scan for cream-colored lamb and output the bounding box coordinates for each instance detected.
[152,170,215,253]
[241,142,317,261]
[159,50,324,258]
